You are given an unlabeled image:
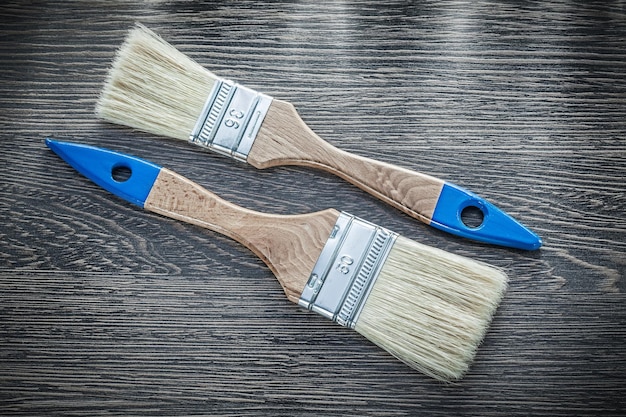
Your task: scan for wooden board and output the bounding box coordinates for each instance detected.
[1,1,625,415]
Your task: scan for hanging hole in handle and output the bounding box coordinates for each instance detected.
[112,164,132,183]
[461,205,485,229]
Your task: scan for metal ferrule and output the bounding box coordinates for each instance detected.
[299,212,398,329]
[189,78,273,162]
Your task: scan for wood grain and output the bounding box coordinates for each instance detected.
[1,0,625,416]
[250,99,445,223]
[145,168,339,302]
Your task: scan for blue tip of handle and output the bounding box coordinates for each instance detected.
[430,182,542,250]
[45,138,162,207]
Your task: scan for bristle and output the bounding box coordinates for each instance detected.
[354,236,508,381]
[96,24,217,140]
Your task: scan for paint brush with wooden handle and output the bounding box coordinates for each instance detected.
[96,24,542,251]
[46,138,507,381]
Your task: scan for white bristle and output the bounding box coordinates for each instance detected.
[355,236,508,381]
[96,24,217,140]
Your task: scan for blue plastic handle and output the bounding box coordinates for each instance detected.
[45,139,161,207]
[430,182,542,250]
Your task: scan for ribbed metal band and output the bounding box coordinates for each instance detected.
[189,78,273,162]
[298,212,398,329]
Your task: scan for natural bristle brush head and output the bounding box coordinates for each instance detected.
[96,24,217,140]
[354,236,508,381]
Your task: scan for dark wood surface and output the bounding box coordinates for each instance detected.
[1,1,625,415]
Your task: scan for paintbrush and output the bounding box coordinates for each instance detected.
[46,138,507,381]
[96,24,541,251]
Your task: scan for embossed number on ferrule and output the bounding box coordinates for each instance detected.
[224,108,244,129]
[336,255,354,274]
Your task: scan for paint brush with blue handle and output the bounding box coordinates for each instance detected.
[46,138,508,381]
[96,25,541,251]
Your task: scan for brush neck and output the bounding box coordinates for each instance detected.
[248,100,445,224]
[144,168,340,302]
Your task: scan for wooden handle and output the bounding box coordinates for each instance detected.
[248,100,445,224]
[144,168,340,303]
